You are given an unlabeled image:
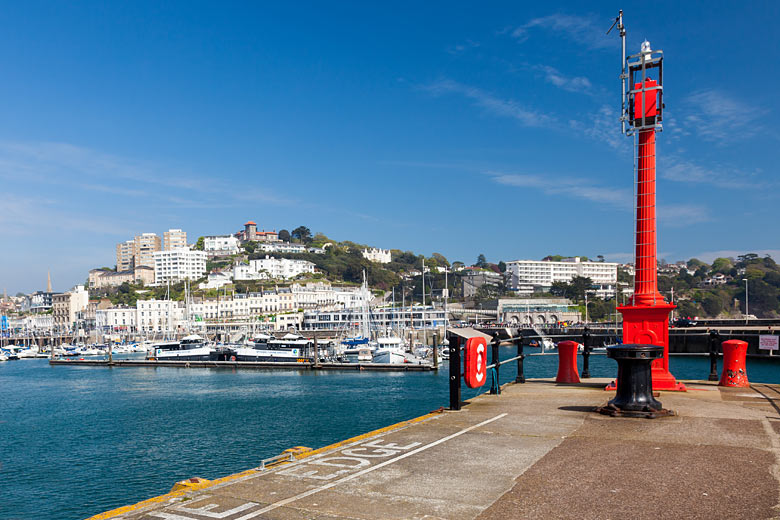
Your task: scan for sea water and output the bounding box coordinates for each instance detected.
[1,353,778,520]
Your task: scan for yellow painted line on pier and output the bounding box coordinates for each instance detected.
[86,408,444,519]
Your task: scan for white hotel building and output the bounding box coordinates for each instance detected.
[204,235,240,255]
[153,248,207,284]
[234,256,315,281]
[506,257,618,297]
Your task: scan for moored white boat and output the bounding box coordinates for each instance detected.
[149,335,214,361]
[372,336,406,364]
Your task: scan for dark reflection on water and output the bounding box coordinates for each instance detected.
[0,353,777,519]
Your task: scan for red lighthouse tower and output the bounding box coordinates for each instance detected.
[614,16,685,391]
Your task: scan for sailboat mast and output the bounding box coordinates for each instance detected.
[361,270,370,339]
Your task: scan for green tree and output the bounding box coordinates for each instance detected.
[568,276,593,302]
[292,226,312,244]
[243,241,257,254]
[550,281,568,298]
[701,293,723,317]
[475,254,487,268]
[687,258,706,269]
[498,261,507,273]
[278,229,291,242]
[193,236,205,251]
[432,252,450,268]
[711,257,733,274]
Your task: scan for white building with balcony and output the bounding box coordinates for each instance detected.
[204,235,240,255]
[506,257,618,296]
[153,248,207,284]
[96,306,137,331]
[136,299,186,332]
[234,256,315,280]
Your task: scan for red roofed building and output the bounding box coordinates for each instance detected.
[237,221,280,243]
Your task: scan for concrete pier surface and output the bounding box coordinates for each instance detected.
[89,380,780,520]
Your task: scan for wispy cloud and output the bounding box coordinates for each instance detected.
[681,89,762,142]
[657,204,711,226]
[0,196,134,237]
[488,171,712,227]
[660,156,773,191]
[424,79,556,128]
[0,140,296,207]
[512,14,617,50]
[533,65,591,93]
[569,105,626,151]
[487,171,632,209]
[447,39,480,55]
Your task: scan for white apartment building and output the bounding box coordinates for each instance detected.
[190,290,296,321]
[362,248,391,264]
[290,282,363,310]
[506,257,618,295]
[136,299,186,332]
[153,248,207,284]
[234,256,315,281]
[204,235,240,255]
[164,229,188,251]
[257,242,307,254]
[96,306,137,331]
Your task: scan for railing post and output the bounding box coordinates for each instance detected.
[581,327,592,378]
[448,333,461,410]
[490,332,500,395]
[708,329,721,382]
[432,332,439,370]
[515,332,525,383]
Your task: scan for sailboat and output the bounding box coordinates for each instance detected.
[340,272,374,362]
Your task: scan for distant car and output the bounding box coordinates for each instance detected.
[673,318,697,327]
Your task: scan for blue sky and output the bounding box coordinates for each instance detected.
[1,1,779,293]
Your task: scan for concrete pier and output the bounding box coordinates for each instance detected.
[50,359,435,371]
[88,379,780,519]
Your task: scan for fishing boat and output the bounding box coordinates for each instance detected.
[372,335,406,364]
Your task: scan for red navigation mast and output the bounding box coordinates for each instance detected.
[611,11,685,391]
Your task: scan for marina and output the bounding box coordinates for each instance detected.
[0,3,778,520]
[4,353,780,520]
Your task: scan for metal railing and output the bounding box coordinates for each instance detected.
[447,329,776,409]
[447,329,624,410]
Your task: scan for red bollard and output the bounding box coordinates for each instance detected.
[719,339,749,387]
[556,341,580,384]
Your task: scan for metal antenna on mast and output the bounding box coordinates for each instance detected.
[607,10,627,135]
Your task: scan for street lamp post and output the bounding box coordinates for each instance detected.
[584,292,589,324]
[743,278,749,319]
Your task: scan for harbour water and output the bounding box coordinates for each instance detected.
[2,352,779,520]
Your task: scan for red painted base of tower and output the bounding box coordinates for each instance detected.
[616,303,686,391]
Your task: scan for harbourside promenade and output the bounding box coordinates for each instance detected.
[88,378,780,520]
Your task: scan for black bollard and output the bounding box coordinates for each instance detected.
[708,329,721,382]
[448,334,461,411]
[597,344,675,419]
[581,327,592,379]
[490,332,501,395]
[515,333,525,383]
